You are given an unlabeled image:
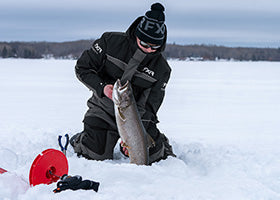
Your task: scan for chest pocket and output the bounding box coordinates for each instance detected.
[105,54,126,80]
[132,70,157,88]
[106,54,157,88]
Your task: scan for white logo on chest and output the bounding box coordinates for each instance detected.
[143,67,155,76]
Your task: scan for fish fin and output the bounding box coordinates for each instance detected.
[121,142,131,149]
[147,134,156,148]
[118,107,126,121]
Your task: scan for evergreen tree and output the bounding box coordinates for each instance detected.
[2,46,8,58]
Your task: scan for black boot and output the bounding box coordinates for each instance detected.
[161,134,176,159]
[148,134,176,164]
[70,132,82,147]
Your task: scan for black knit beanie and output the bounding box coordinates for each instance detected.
[135,3,166,45]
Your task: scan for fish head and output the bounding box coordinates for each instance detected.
[113,79,133,109]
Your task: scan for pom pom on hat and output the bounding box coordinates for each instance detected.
[151,3,165,12]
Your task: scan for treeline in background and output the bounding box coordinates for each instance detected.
[0,40,280,61]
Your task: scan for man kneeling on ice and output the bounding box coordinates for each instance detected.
[70,3,175,165]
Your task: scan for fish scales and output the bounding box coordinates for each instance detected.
[112,79,151,165]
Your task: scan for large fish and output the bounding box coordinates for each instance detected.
[112,79,154,165]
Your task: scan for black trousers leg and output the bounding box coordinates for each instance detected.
[145,121,176,164]
[73,117,119,160]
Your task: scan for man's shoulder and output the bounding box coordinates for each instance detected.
[101,31,127,41]
[157,55,171,74]
[100,31,130,49]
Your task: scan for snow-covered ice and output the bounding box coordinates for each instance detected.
[0,59,280,200]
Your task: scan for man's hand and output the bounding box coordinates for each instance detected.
[103,84,113,100]
[120,141,129,157]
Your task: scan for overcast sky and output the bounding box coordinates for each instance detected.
[1,0,279,47]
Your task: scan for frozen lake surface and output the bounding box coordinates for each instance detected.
[0,59,280,200]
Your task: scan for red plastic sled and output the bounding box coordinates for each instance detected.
[29,149,68,186]
[0,167,7,174]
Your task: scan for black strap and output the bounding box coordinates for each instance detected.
[120,49,146,85]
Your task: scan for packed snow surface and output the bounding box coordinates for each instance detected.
[0,59,280,200]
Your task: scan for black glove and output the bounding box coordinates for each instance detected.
[53,174,100,193]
